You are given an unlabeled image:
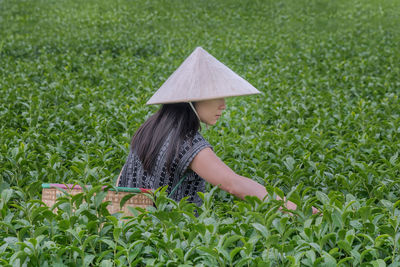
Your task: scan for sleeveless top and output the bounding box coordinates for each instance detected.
[118,132,212,206]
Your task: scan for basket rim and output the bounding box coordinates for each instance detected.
[42,183,151,193]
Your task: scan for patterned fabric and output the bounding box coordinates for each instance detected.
[118,132,212,206]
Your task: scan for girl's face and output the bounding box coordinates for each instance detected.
[194,98,226,125]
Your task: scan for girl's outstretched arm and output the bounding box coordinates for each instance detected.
[190,147,299,211]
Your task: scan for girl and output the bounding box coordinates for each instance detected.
[117,47,307,212]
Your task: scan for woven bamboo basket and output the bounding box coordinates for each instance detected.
[42,183,153,216]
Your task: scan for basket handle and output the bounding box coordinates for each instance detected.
[168,174,187,198]
[116,165,186,197]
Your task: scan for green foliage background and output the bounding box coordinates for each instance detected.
[1,0,400,265]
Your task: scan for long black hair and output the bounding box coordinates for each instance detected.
[131,103,200,174]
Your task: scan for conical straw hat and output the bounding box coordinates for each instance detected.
[146,47,260,105]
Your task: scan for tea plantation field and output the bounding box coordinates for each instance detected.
[1,0,400,265]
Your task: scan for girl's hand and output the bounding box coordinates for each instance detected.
[285,200,297,211]
[312,206,322,215]
[282,200,321,216]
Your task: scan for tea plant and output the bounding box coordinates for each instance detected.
[1,0,400,265]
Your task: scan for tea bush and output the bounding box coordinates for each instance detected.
[1,0,400,265]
